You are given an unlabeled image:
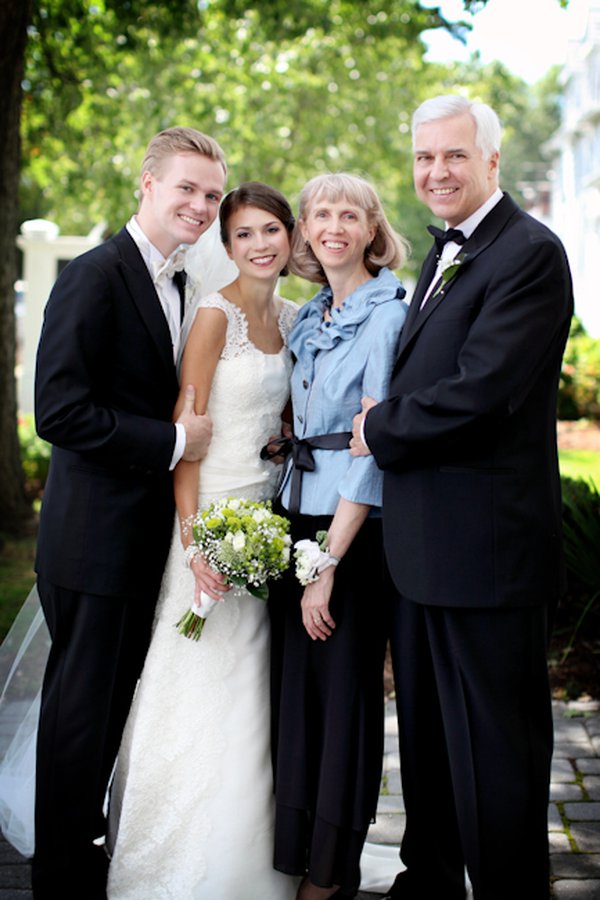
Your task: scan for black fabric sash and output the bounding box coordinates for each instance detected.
[260,432,352,513]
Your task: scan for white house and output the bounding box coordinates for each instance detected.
[550,0,600,337]
[16,219,103,413]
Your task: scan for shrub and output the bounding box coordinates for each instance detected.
[18,414,51,500]
[558,318,600,421]
[558,476,600,658]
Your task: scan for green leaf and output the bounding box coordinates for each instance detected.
[247,583,269,601]
[228,575,247,587]
[315,530,329,549]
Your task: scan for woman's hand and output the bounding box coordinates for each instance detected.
[189,554,231,606]
[263,420,293,464]
[301,566,337,641]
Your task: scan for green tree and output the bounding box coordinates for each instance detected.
[1,0,206,536]
[437,58,563,201]
[2,0,456,536]
[0,0,572,535]
[0,0,35,537]
[21,1,453,233]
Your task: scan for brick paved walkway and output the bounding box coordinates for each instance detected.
[2,698,599,899]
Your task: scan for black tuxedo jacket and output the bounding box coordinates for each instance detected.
[365,194,573,609]
[35,228,180,598]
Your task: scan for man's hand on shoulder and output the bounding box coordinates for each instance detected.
[177,384,212,462]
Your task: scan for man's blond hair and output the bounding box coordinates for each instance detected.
[140,127,227,181]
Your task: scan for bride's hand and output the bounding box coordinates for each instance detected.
[262,420,293,464]
[301,568,336,641]
[190,555,231,605]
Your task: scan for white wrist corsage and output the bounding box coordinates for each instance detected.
[294,530,340,586]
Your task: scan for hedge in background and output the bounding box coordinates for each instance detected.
[559,317,600,421]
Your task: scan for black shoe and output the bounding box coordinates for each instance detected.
[381,871,411,899]
[32,842,109,900]
[382,870,466,900]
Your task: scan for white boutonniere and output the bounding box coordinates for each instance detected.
[433,252,468,299]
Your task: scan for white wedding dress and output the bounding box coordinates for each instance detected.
[106,292,299,900]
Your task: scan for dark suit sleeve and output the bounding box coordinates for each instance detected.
[35,253,177,473]
[365,228,573,470]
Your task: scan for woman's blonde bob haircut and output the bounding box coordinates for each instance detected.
[289,172,409,285]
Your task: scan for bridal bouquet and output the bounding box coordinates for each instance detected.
[176,497,291,640]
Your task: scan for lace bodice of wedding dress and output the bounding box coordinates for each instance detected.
[106,293,298,900]
[191,292,297,496]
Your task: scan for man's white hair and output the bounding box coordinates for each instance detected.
[412,95,502,160]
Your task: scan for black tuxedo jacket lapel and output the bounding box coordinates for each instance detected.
[113,228,176,381]
[397,193,519,364]
[399,245,438,349]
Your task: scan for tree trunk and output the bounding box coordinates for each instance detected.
[0,0,35,536]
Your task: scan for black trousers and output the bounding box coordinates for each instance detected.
[388,582,553,900]
[32,577,158,899]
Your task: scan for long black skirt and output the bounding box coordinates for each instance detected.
[269,512,387,895]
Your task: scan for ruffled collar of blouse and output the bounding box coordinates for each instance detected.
[289,266,405,357]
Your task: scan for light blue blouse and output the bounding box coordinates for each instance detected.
[279,266,408,516]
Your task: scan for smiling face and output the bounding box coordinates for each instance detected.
[137,152,225,256]
[224,205,291,280]
[300,196,375,277]
[413,112,499,227]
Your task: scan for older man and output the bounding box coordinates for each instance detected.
[352,96,573,899]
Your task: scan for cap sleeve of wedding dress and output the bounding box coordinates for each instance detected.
[278,297,300,341]
[106,294,298,899]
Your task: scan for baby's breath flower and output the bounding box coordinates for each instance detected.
[177,497,292,641]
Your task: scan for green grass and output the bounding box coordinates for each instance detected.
[0,534,36,640]
[559,449,600,484]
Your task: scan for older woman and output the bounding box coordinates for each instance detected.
[269,173,409,900]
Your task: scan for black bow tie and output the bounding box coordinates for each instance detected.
[427,225,466,253]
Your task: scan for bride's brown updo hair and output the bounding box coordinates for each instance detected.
[219,182,295,276]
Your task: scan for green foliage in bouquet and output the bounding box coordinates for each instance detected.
[192,497,291,600]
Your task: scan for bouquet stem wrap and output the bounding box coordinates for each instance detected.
[176,591,219,641]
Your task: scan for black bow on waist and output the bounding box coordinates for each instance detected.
[260,432,352,514]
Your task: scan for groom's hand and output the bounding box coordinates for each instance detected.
[178,384,212,461]
[350,396,377,457]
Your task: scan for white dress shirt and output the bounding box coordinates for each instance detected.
[126,216,186,469]
[421,188,503,308]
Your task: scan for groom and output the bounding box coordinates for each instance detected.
[33,127,227,898]
[351,96,573,898]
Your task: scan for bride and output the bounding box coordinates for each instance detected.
[106,182,299,899]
